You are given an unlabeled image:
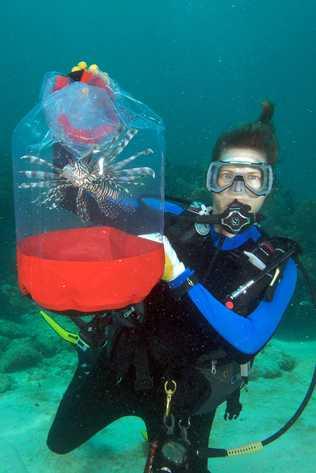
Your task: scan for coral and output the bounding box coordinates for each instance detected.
[0,274,36,318]
[250,341,296,380]
[0,338,41,372]
[20,312,72,357]
[0,319,26,338]
[32,333,60,358]
[0,373,12,393]
[0,334,11,351]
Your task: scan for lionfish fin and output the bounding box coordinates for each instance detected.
[19,170,61,180]
[104,128,138,165]
[20,155,58,171]
[117,167,155,182]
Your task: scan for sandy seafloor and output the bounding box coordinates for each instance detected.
[0,314,314,473]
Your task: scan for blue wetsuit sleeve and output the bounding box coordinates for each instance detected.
[141,197,185,215]
[184,258,297,355]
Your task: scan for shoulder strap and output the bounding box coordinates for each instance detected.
[165,201,212,244]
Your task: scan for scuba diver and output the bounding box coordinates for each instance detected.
[46,95,300,473]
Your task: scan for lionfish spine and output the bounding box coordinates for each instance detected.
[19,181,54,189]
[105,128,138,165]
[19,170,60,179]
[20,155,58,170]
[110,148,153,172]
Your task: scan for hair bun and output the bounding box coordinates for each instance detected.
[258,100,274,124]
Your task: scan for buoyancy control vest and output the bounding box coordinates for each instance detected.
[141,207,297,414]
[145,212,290,353]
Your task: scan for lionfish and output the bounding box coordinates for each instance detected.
[18,128,155,221]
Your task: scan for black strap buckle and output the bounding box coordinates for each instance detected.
[172,273,199,300]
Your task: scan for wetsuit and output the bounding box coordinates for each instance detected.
[47,200,297,473]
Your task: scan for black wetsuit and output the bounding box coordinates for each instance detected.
[47,202,297,473]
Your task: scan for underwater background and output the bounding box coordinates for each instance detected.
[0,1,315,472]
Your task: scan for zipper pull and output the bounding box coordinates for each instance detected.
[164,380,177,417]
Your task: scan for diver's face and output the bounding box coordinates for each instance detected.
[212,147,268,215]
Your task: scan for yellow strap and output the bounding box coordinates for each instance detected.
[227,442,264,457]
[39,311,79,345]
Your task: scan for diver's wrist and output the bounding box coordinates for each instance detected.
[168,268,199,300]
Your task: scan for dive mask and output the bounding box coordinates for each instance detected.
[206,160,273,197]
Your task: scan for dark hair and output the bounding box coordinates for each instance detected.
[212,101,278,165]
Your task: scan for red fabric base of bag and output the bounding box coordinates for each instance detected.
[17,226,164,313]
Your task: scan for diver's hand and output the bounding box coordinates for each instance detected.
[138,233,185,282]
[224,392,243,420]
[69,60,89,73]
[70,61,100,74]
[161,236,185,282]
